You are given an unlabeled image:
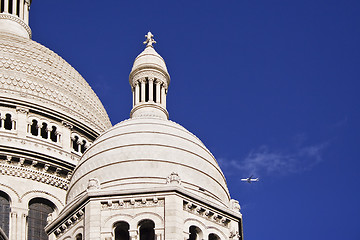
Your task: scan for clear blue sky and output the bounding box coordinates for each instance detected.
[31,1,359,239]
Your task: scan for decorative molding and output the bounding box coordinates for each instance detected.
[54,209,84,237]
[0,13,32,38]
[183,201,230,228]
[166,172,181,185]
[61,121,73,129]
[0,163,69,190]
[16,106,29,114]
[101,197,164,210]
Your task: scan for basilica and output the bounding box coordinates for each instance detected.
[0,1,242,239]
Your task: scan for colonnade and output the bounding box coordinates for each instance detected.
[0,0,30,24]
[133,78,166,108]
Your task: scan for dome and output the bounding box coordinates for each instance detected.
[67,117,230,207]
[0,32,111,133]
[130,45,170,84]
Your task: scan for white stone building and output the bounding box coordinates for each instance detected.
[0,1,243,240]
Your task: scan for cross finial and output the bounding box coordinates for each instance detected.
[143,31,156,47]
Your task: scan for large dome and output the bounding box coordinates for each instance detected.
[67,117,231,207]
[0,32,111,133]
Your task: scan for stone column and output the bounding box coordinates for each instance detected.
[24,0,29,24]
[161,86,166,108]
[148,78,154,102]
[140,79,146,103]
[19,0,24,19]
[12,0,16,15]
[4,0,9,13]
[135,82,140,105]
[129,229,138,240]
[155,80,161,103]
[9,211,17,240]
[16,107,28,138]
[61,121,73,152]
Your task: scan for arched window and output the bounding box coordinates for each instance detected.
[50,126,57,142]
[138,219,155,240]
[188,226,203,240]
[0,192,10,238]
[114,221,130,240]
[72,136,79,152]
[80,140,87,153]
[75,233,83,240]
[28,198,55,240]
[40,123,48,139]
[209,233,221,240]
[4,114,12,130]
[30,120,39,136]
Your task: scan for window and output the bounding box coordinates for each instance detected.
[80,140,87,153]
[40,123,48,139]
[114,221,130,240]
[75,233,83,240]
[28,198,55,240]
[72,136,79,152]
[139,219,155,240]
[209,233,220,240]
[50,126,57,142]
[0,192,10,238]
[30,120,38,136]
[188,226,202,240]
[4,114,12,130]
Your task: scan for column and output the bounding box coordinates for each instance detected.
[148,78,154,102]
[129,229,138,240]
[155,80,161,103]
[12,0,17,15]
[19,0,24,19]
[161,86,166,108]
[0,117,4,129]
[23,0,29,24]
[61,121,73,152]
[4,0,9,13]
[10,211,17,240]
[140,79,146,103]
[135,82,140,105]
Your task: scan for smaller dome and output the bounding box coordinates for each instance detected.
[131,46,169,76]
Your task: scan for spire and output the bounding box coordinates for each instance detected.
[0,0,32,38]
[129,32,170,120]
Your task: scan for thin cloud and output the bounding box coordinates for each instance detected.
[218,142,327,177]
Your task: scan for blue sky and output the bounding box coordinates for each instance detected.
[31,1,359,239]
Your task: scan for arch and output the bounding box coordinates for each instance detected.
[27,198,56,240]
[0,191,10,238]
[50,125,57,142]
[30,119,39,136]
[138,219,155,240]
[0,184,20,204]
[4,113,12,130]
[103,213,133,230]
[206,226,227,240]
[114,221,130,240]
[184,219,206,240]
[75,233,83,240]
[71,226,84,238]
[21,190,64,211]
[208,233,221,240]
[132,212,164,228]
[40,122,48,139]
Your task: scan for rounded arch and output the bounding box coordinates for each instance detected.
[0,183,20,204]
[138,219,155,240]
[71,225,84,236]
[184,218,206,240]
[114,221,130,240]
[21,190,64,214]
[132,212,163,228]
[28,197,56,240]
[206,226,227,240]
[0,191,11,238]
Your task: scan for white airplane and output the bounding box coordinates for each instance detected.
[241,175,259,183]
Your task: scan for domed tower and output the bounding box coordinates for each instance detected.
[0,1,112,240]
[46,33,243,240]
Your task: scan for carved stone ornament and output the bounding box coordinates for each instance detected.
[87,178,100,191]
[166,172,181,185]
[16,107,29,114]
[61,121,73,129]
[230,231,241,239]
[230,199,241,212]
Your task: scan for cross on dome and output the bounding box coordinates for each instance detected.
[143,31,157,47]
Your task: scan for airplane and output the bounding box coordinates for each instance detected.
[241,175,259,183]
